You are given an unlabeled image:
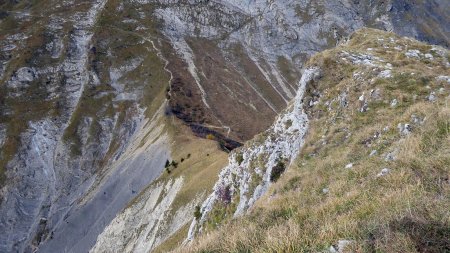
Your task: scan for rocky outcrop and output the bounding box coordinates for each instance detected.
[91,177,190,253]
[36,107,170,253]
[186,68,320,241]
[0,1,110,251]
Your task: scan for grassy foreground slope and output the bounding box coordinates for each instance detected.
[174,28,450,253]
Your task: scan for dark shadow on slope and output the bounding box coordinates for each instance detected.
[390,217,450,253]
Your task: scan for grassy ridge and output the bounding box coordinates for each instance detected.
[174,29,450,252]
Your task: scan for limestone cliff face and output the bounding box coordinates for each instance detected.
[0,0,449,252]
[185,67,319,242]
[0,1,172,252]
[91,177,187,253]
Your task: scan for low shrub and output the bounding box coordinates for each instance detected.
[217,184,232,205]
[270,159,286,182]
[235,153,244,165]
[194,205,202,220]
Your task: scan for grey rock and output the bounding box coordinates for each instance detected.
[329,245,338,253]
[428,92,437,102]
[398,123,413,135]
[360,101,369,112]
[339,91,348,108]
[377,168,391,177]
[410,114,424,125]
[436,75,450,84]
[385,150,397,162]
[370,88,383,100]
[16,67,36,82]
[359,94,368,112]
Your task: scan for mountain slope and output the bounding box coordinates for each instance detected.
[89,116,228,253]
[0,1,449,252]
[154,0,450,144]
[175,28,450,253]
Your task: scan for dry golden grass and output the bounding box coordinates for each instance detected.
[172,29,450,253]
[144,114,229,252]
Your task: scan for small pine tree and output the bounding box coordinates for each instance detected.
[194,205,202,220]
[165,160,170,168]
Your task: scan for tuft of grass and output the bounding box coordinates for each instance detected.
[235,153,244,165]
[206,134,215,140]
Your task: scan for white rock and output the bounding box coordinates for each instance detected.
[377,168,391,177]
[436,75,450,83]
[338,240,354,251]
[378,69,392,78]
[390,99,398,107]
[345,163,353,169]
[424,53,433,59]
[405,49,421,58]
[330,239,354,252]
